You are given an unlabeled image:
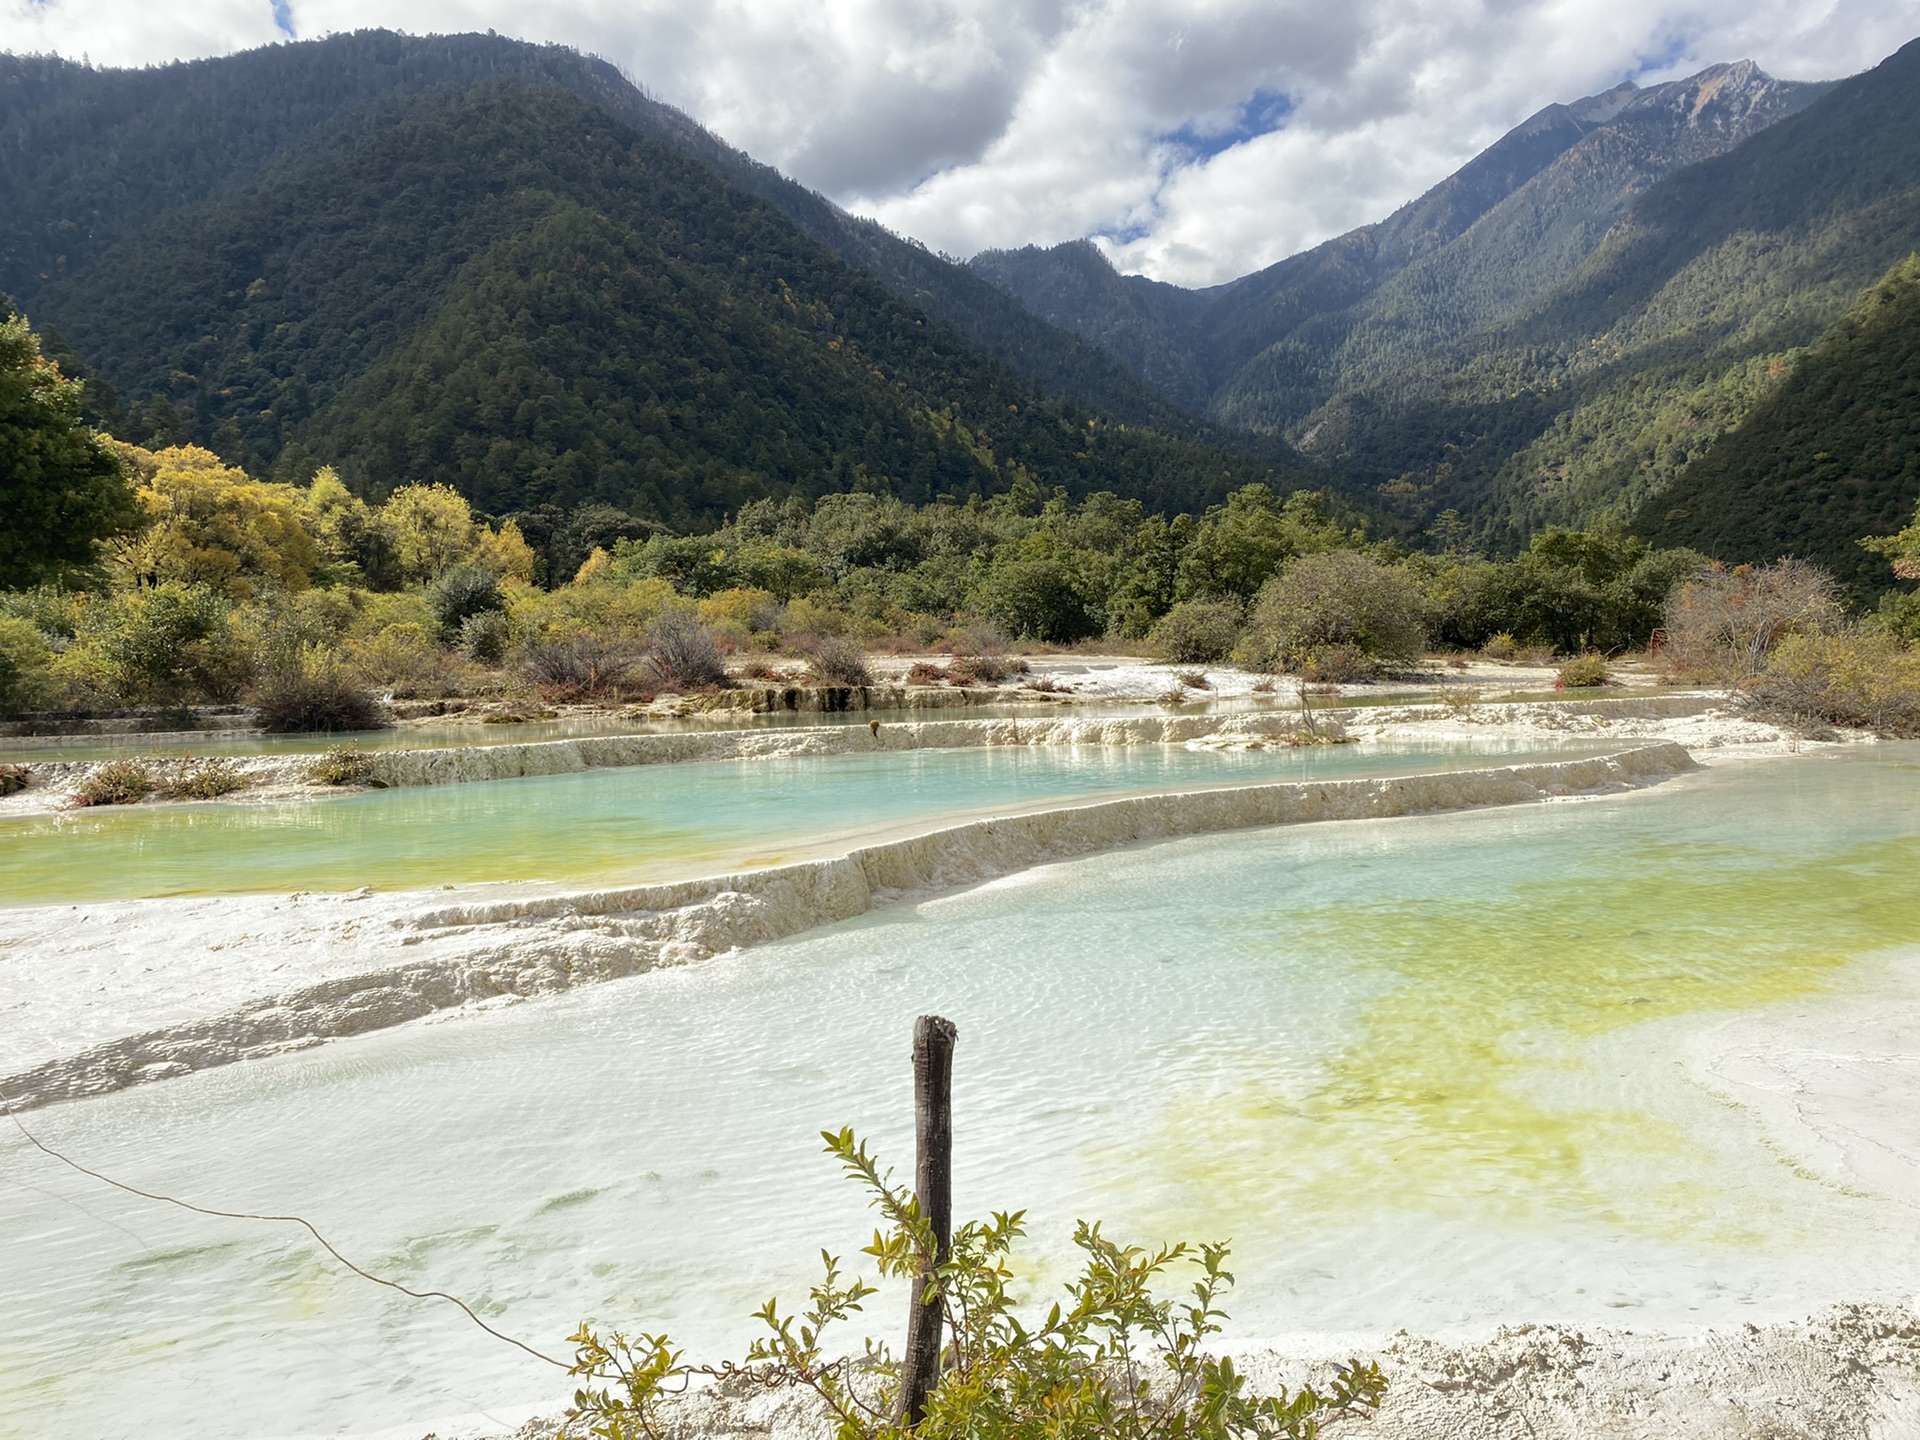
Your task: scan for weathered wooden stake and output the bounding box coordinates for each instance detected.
[896,1013,956,1429]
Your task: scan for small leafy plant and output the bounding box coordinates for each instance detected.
[156,756,251,800]
[308,744,374,787]
[565,1129,1383,1440]
[70,758,155,807]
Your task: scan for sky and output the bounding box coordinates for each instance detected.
[5,0,1918,286]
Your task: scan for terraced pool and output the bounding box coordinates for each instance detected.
[0,735,1612,905]
[3,746,1916,1439]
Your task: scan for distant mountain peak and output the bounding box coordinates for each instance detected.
[1564,80,1640,127]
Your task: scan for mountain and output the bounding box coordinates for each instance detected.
[0,31,1203,437]
[0,37,1302,527]
[1633,253,1920,596]
[971,62,1826,431]
[1304,36,1920,546]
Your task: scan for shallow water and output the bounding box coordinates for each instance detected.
[2,747,1917,1439]
[0,735,1608,906]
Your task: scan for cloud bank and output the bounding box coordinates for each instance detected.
[6,0,1917,284]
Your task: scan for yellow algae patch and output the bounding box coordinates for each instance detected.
[1113,833,1920,1247]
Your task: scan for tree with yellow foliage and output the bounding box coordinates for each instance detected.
[111,444,320,599]
[378,482,534,586]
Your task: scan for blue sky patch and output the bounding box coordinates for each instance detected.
[1159,87,1295,163]
[270,0,296,38]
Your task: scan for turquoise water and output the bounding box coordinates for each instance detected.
[0,736,1609,906]
[3,747,1917,1439]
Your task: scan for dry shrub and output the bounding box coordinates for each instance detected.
[518,633,642,701]
[806,636,873,687]
[1173,669,1212,690]
[0,762,31,796]
[71,759,154,807]
[905,661,951,685]
[947,654,1025,685]
[254,665,388,733]
[643,612,728,690]
[738,658,778,681]
[157,757,250,800]
[1664,559,1844,683]
[1742,629,1920,734]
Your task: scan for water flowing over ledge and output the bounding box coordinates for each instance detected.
[0,693,1721,810]
[0,743,1696,1114]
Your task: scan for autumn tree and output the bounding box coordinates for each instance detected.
[109,444,320,599]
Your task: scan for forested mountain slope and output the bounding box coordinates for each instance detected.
[1298,36,1920,547]
[971,62,1823,429]
[6,73,1295,527]
[0,30,1206,437]
[1633,253,1920,595]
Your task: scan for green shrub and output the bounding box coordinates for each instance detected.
[89,582,250,704]
[1875,588,1920,643]
[71,759,154,807]
[564,1128,1384,1440]
[1149,600,1243,664]
[971,555,1099,644]
[1238,552,1425,675]
[308,745,374,787]
[1555,653,1611,688]
[425,562,505,640]
[156,757,250,800]
[1479,631,1519,660]
[0,762,30,796]
[0,615,55,713]
[459,609,512,664]
[1295,643,1380,683]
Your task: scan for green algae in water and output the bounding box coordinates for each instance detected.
[1123,792,1920,1250]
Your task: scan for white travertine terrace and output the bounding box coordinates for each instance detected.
[0,743,1694,1112]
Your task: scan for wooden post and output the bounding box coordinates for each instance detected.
[896,1014,957,1429]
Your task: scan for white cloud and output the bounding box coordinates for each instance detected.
[4,0,1916,285]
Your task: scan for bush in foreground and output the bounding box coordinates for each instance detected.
[565,1128,1384,1440]
[518,633,641,701]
